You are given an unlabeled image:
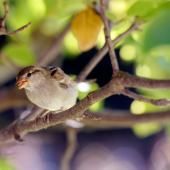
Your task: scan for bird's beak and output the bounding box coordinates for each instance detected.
[16,78,28,89]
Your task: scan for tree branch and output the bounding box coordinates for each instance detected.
[82,110,170,128]
[121,71,170,89]
[77,18,142,81]
[99,0,119,72]
[2,1,8,21]
[0,1,31,35]
[1,71,170,144]
[121,89,170,106]
[60,128,78,170]
[7,22,31,35]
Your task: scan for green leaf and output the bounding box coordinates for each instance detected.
[44,0,85,19]
[9,0,45,26]
[128,0,156,18]
[141,10,170,52]
[3,44,36,66]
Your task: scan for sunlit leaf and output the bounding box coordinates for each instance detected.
[71,6,103,52]
[3,44,36,66]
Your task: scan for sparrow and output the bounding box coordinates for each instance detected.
[16,66,78,120]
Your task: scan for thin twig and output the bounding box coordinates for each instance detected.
[0,1,31,35]
[99,0,119,72]
[77,18,142,81]
[0,1,8,34]
[7,22,31,35]
[2,1,8,21]
[122,89,170,106]
[61,128,78,170]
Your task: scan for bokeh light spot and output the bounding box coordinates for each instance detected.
[77,82,91,92]
[109,0,127,17]
[131,101,146,114]
[120,44,136,61]
[136,65,151,77]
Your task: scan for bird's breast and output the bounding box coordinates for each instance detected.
[25,82,77,111]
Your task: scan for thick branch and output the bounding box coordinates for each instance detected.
[121,71,170,89]
[82,110,170,128]
[1,71,170,143]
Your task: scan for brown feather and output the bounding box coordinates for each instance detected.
[17,66,35,77]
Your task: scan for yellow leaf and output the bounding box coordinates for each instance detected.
[71,6,103,52]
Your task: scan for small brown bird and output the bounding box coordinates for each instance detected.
[16,66,78,119]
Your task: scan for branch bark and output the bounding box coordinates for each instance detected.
[99,0,119,72]
[82,110,170,128]
[1,71,170,144]
[122,89,170,106]
[0,1,169,146]
[60,128,78,170]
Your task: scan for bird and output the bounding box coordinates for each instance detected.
[16,66,78,120]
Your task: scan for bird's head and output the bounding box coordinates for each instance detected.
[16,66,47,90]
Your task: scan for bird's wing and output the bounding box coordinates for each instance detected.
[47,66,70,88]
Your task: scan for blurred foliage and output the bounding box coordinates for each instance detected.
[0,158,14,170]
[0,0,170,137]
[133,122,161,138]
[3,43,36,66]
[78,82,104,111]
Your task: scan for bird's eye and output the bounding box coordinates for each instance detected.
[27,72,32,77]
[49,66,55,70]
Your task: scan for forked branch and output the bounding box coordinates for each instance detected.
[1,71,170,144]
[77,18,142,81]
